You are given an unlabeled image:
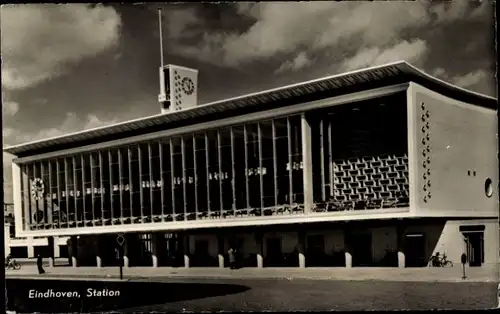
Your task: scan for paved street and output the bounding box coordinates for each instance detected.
[6,276,499,312]
[6,262,499,283]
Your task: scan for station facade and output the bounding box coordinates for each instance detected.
[4,61,498,269]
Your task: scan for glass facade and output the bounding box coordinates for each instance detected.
[17,93,409,231]
[19,115,308,230]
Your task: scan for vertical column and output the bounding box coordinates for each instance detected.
[183,233,190,268]
[123,236,129,268]
[217,233,225,268]
[12,162,24,236]
[70,236,78,267]
[48,236,55,267]
[255,230,264,268]
[397,224,406,268]
[27,237,34,258]
[152,233,158,267]
[138,146,145,222]
[95,235,102,268]
[327,121,333,198]
[53,236,61,258]
[4,224,11,257]
[319,119,326,201]
[244,125,250,209]
[301,113,313,212]
[272,120,278,207]
[297,230,306,268]
[230,127,237,211]
[47,162,54,226]
[344,229,352,268]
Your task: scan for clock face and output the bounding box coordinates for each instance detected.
[181,77,194,95]
[31,178,45,201]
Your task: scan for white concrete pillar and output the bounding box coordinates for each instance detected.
[183,233,190,268]
[4,224,11,257]
[301,113,313,213]
[398,252,405,268]
[299,253,306,268]
[123,238,129,268]
[152,233,158,268]
[257,253,264,268]
[48,237,55,267]
[218,254,225,268]
[397,225,405,268]
[53,241,60,258]
[345,251,352,268]
[27,237,34,258]
[96,256,102,268]
[71,256,78,268]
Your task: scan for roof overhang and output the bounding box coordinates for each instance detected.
[4,61,497,157]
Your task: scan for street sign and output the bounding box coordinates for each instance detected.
[116,234,125,246]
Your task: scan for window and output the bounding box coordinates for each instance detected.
[207,130,220,213]
[194,133,208,215]
[274,118,289,206]
[219,127,233,211]
[171,137,184,219]
[161,140,173,218]
[184,135,196,217]
[233,126,246,209]
[129,145,141,218]
[260,120,275,207]
[246,123,261,209]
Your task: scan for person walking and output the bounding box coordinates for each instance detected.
[37,254,45,274]
[228,246,236,269]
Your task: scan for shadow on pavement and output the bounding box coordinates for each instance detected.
[6,278,251,313]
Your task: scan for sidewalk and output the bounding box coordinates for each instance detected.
[6,264,499,283]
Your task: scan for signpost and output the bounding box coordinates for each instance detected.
[461,253,467,280]
[116,233,125,280]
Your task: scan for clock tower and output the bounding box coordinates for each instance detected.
[158,64,199,114]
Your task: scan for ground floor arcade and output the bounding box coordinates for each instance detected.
[37,217,497,269]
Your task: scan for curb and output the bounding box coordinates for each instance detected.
[5,272,496,283]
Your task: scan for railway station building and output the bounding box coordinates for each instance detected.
[4,61,498,269]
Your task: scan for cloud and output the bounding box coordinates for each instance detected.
[1,4,121,90]
[451,70,487,88]
[340,39,429,71]
[4,112,119,146]
[2,100,19,117]
[2,112,119,203]
[168,2,487,68]
[275,52,314,74]
[430,68,490,90]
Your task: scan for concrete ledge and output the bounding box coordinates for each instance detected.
[6,265,499,283]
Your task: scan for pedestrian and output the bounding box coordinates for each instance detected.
[37,254,45,274]
[228,247,236,269]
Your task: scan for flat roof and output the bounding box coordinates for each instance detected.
[4,61,497,156]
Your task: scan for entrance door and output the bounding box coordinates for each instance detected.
[404,234,426,267]
[465,232,484,267]
[307,235,326,266]
[266,237,282,266]
[350,233,372,266]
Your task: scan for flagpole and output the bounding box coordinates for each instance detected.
[158,8,164,67]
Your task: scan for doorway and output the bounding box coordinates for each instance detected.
[404,233,426,267]
[265,237,283,266]
[350,233,373,267]
[307,235,326,266]
[464,232,484,267]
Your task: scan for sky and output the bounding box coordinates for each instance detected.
[1,2,497,204]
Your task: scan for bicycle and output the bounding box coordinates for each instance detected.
[5,259,22,270]
[428,253,453,267]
